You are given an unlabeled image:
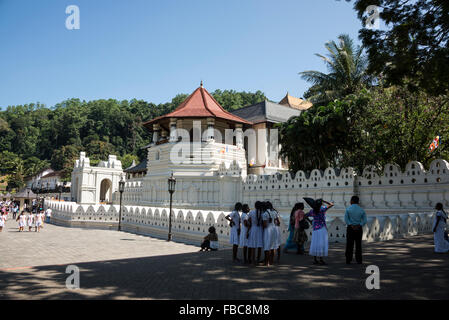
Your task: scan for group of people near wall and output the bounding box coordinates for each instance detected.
[0,200,52,233]
[0,200,18,232]
[200,201,283,266]
[200,197,449,265]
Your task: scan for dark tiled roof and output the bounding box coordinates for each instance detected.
[13,188,36,198]
[124,159,148,173]
[231,100,301,124]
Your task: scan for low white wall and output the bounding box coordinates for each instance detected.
[242,159,449,216]
[45,200,435,246]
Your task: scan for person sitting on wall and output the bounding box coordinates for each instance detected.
[200,226,219,252]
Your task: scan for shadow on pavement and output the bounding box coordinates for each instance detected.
[0,234,447,300]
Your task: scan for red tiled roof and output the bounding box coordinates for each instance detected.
[143,85,252,129]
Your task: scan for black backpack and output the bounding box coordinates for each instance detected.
[299,218,310,230]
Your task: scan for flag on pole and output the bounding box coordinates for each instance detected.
[429,136,440,152]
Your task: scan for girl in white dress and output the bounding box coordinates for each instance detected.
[433,203,449,253]
[35,211,44,232]
[27,212,35,232]
[262,202,276,266]
[267,201,282,263]
[239,204,250,263]
[0,213,6,232]
[17,211,26,232]
[247,201,264,266]
[225,203,242,262]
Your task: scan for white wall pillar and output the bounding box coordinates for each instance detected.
[152,124,160,143]
[207,118,215,141]
[169,118,177,143]
[235,124,243,147]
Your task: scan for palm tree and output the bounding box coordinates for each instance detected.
[300,34,371,105]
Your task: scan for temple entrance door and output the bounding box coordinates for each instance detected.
[99,179,112,203]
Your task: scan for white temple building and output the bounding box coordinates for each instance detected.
[71,84,310,210]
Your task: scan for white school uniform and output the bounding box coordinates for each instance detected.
[270,209,282,248]
[239,212,249,247]
[229,210,241,245]
[262,211,276,251]
[247,210,264,248]
[18,215,27,227]
[35,213,43,227]
[27,214,34,227]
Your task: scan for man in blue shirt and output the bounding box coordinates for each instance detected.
[344,196,367,264]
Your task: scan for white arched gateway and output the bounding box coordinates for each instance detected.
[71,152,124,204]
[99,178,112,203]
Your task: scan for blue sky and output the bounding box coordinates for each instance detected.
[0,0,365,109]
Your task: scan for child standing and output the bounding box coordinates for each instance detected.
[35,210,44,232]
[226,203,242,262]
[17,211,26,232]
[267,202,282,263]
[247,201,264,266]
[239,204,250,263]
[27,211,35,232]
[0,213,6,232]
[262,202,276,266]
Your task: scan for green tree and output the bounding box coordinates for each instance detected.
[0,151,21,175]
[51,145,82,180]
[341,85,449,172]
[299,34,371,106]
[354,0,449,96]
[277,99,355,172]
[212,90,266,111]
[24,157,51,178]
[85,140,116,161]
[120,154,140,169]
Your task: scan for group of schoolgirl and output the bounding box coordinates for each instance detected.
[16,209,44,232]
[224,201,282,267]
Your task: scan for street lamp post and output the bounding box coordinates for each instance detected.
[167,172,176,241]
[58,184,63,201]
[118,177,125,231]
[27,188,30,211]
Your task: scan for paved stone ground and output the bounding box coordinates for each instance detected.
[0,219,448,300]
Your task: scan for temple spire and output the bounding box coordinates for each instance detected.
[200,80,203,88]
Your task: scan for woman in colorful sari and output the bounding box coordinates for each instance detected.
[283,203,301,253]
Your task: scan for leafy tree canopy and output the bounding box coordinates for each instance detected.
[279,84,449,174]
[354,0,449,96]
[299,34,373,106]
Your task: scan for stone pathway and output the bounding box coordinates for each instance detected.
[0,220,447,299]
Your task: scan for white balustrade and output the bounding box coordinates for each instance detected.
[45,199,436,245]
